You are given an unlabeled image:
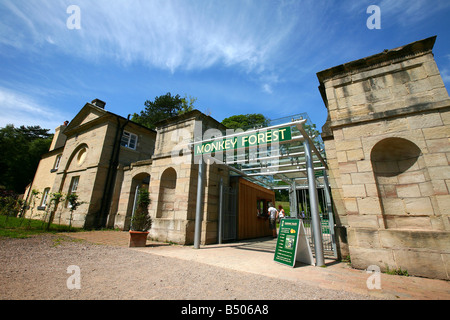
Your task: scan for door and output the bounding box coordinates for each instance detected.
[221,186,237,241]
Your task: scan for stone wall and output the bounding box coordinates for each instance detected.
[23,149,61,220]
[318,36,450,279]
[146,110,230,245]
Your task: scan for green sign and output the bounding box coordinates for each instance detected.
[274,219,313,267]
[194,126,292,155]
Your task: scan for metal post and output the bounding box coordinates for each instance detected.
[304,139,325,266]
[323,170,337,258]
[194,156,205,249]
[130,184,140,230]
[218,177,223,244]
[289,180,298,218]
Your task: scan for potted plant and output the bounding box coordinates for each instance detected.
[129,187,152,247]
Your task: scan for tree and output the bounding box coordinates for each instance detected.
[221,114,270,130]
[0,125,53,193]
[130,187,152,232]
[131,93,196,129]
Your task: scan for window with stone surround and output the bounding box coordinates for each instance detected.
[121,131,138,150]
[38,187,50,210]
[51,154,62,172]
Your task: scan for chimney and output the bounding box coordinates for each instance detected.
[49,123,68,151]
[91,99,106,109]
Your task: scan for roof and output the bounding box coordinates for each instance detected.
[63,101,156,136]
[316,36,437,84]
[154,109,227,131]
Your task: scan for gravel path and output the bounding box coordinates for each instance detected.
[0,234,376,300]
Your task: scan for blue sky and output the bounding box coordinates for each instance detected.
[1,0,449,132]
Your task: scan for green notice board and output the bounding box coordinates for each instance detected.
[193,126,292,155]
[274,219,313,267]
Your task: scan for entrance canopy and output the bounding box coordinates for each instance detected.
[192,113,328,191]
[190,113,334,265]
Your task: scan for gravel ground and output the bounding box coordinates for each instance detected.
[0,234,376,300]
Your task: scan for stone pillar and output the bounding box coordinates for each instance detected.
[317,36,450,279]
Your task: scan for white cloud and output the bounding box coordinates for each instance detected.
[7,0,448,100]
[262,84,273,94]
[378,0,450,25]
[0,0,320,89]
[0,1,300,72]
[0,87,67,130]
[441,69,450,84]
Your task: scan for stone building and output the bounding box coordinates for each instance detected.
[113,110,231,244]
[318,36,449,279]
[24,99,157,229]
[24,35,448,280]
[24,103,273,245]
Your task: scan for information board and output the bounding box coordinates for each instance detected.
[274,219,313,267]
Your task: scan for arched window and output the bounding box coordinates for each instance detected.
[157,168,177,219]
[65,144,89,172]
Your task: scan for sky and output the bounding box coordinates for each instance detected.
[1,0,449,133]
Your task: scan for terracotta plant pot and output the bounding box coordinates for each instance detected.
[129,231,149,247]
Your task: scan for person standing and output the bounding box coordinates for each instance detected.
[278,205,285,221]
[268,203,279,238]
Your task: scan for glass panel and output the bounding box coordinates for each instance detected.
[71,176,79,193]
[121,131,137,149]
[41,188,50,207]
[257,199,267,218]
[54,155,62,169]
[120,132,129,147]
[129,134,137,149]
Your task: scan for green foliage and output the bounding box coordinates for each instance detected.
[275,189,289,202]
[66,193,85,229]
[131,93,196,129]
[221,113,269,130]
[130,188,152,232]
[26,189,40,227]
[0,215,80,239]
[0,188,22,217]
[342,255,351,265]
[304,123,320,138]
[44,191,65,230]
[0,186,86,233]
[386,265,409,276]
[180,95,197,114]
[0,124,53,193]
[66,193,81,211]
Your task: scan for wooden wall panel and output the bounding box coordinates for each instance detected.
[237,178,275,240]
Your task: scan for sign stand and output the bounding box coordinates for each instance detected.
[274,219,314,267]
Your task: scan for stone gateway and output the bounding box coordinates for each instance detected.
[23,36,449,280]
[317,36,449,280]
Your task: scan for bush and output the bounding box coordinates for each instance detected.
[130,188,152,232]
[0,189,22,217]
